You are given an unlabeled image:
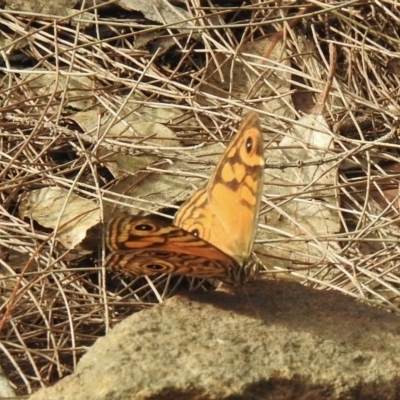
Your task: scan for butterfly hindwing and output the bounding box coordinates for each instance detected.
[106,214,239,282]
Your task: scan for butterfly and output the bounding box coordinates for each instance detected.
[106,112,264,285]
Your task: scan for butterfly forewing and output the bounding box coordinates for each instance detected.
[174,112,264,264]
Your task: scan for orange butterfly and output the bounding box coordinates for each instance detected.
[106,112,264,285]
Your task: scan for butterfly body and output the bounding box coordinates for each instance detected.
[106,112,264,285]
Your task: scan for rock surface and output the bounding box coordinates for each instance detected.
[28,279,400,400]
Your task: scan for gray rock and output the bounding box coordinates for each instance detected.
[28,279,400,400]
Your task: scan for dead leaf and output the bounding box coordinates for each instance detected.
[196,37,293,124]
[0,36,30,57]
[121,0,198,54]
[22,72,96,111]
[292,36,344,113]
[5,0,78,15]
[70,106,185,178]
[19,187,100,249]
[258,112,341,271]
[119,0,194,32]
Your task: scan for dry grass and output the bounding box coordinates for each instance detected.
[1,0,400,395]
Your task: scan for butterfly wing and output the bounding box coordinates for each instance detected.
[106,214,240,283]
[174,112,264,264]
[106,113,263,284]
